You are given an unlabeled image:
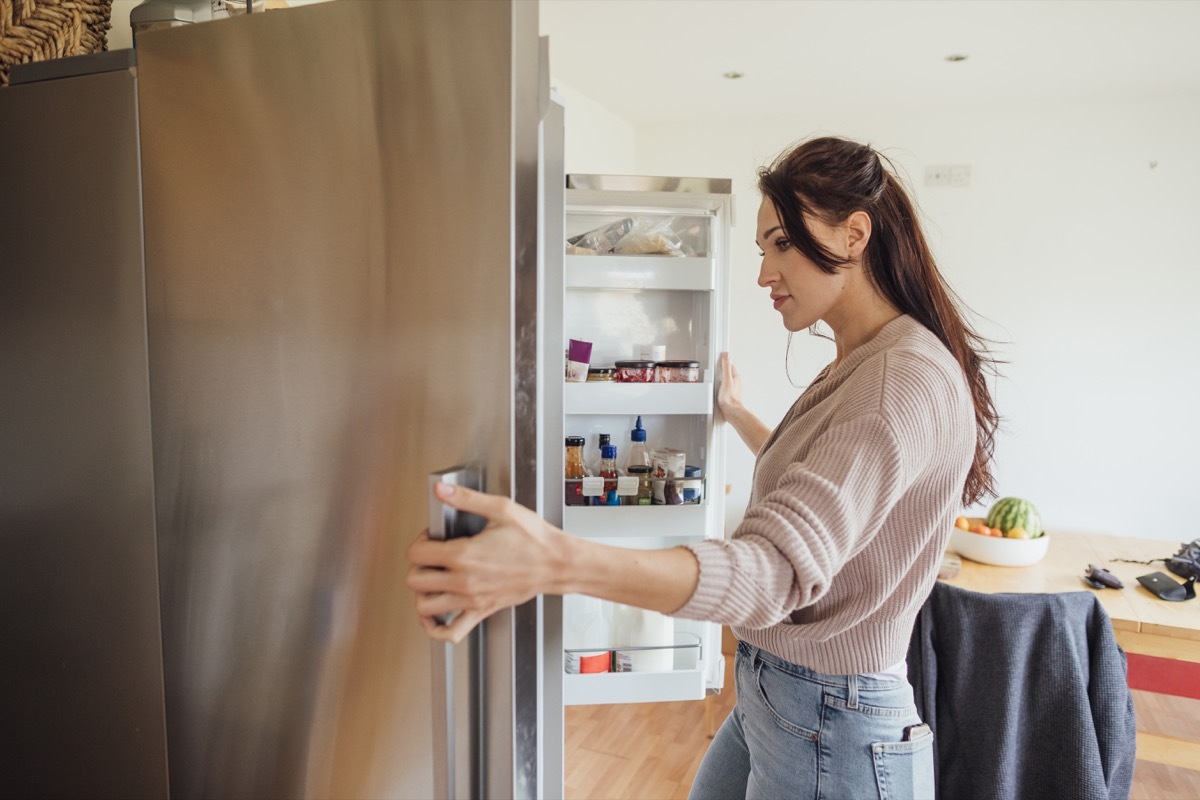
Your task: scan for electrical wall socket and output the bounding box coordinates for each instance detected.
[925,164,972,188]
[925,165,950,187]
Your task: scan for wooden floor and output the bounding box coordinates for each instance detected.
[564,657,737,800]
[564,658,1200,799]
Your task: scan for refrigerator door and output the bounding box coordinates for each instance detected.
[555,178,733,707]
[0,62,170,800]
[132,1,541,798]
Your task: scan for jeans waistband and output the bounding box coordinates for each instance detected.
[737,640,910,694]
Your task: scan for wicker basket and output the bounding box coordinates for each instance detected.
[1,0,114,87]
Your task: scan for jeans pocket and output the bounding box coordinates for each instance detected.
[870,731,935,800]
[751,659,820,741]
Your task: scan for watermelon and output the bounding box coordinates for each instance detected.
[986,497,1044,538]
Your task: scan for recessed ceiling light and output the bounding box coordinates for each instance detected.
[945,54,969,63]
[722,71,744,80]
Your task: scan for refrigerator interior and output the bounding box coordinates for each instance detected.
[554,179,732,708]
[562,289,713,373]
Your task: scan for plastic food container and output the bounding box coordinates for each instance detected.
[586,368,614,382]
[651,448,686,504]
[613,360,656,383]
[681,466,703,505]
[655,360,700,383]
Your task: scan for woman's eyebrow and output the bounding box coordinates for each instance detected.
[755,225,782,247]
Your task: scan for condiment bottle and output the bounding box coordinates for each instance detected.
[623,416,650,474]
[564,436,588,507]
[596,444,620,506]
[588,432,611,477]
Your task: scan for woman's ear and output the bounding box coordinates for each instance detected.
[845,211,872,260]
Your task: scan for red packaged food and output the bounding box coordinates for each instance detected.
[613,360,655,383]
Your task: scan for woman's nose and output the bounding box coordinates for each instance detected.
[757,259,774,288]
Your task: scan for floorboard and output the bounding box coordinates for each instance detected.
[565,657,1200,798]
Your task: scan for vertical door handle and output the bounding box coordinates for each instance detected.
[427,465,487,543]
[428,465,486,800]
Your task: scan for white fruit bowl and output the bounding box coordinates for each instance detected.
[950,522,1050,567]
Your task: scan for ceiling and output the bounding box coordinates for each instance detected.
[538,0,1200,125]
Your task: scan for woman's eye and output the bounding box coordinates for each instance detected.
[757,238,789,257]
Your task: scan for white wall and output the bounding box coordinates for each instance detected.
[108,0,138,49]
[628,95,1200,540]
[552,78,636,175]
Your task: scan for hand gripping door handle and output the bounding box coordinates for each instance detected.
[428,465,486,800]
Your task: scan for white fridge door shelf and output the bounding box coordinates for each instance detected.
[564,381,712,416]
[563,662,712,706]
[565,255,715,291]
[563,503,709,539]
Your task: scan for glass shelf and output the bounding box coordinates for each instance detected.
[562,503,708,538]
[565,255,716,291]
[564,381,712,415]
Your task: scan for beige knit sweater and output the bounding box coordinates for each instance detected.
[675,315,975,674]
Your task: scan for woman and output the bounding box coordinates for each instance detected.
[407,135,997,799]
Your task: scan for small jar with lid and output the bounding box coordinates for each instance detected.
[586,367,614,382]
[655,360,700,383]
[613,360,656,383]
[564,436,588,507]
[626,465,653,506]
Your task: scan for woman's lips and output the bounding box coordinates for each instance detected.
[772,295,789,310]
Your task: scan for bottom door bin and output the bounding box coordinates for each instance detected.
[564,631,707,705]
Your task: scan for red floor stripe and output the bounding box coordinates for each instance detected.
[1126,652,1200,700]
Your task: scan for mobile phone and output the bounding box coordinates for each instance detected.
[902,723,932,742]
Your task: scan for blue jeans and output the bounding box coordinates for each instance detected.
[690,642,935,800]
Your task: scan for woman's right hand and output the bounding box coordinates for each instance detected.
[716,352,745,419]
[407,483,570,643]
[407,485,702,642]
[716,351,772,454]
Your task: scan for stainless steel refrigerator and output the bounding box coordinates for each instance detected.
[0,1,559,797]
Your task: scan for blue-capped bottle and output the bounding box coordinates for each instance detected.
[624,416,650,474]
[597,444,620,506]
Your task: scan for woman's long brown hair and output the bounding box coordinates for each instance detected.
[758,136,999,506]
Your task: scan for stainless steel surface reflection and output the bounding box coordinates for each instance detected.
[133,2,533,797]
[0,65,170,800]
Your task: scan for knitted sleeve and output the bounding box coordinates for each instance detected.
[672,410,908,628]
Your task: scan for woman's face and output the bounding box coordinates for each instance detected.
[755,198,848,333]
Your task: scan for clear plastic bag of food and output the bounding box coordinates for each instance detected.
[566,217,635,254]
[613,216,684,256]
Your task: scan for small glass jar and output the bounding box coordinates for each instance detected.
[655,360,701,383]
[613,360,656,383]
[586,368,614,382]
[681,465,703,505]
[564,436,588,507]
[626,465,653,506]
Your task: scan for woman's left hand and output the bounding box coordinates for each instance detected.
[406,482,569,643]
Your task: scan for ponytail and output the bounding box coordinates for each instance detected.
[758,137,999,505]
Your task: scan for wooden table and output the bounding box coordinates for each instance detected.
[943,529,1200,774]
